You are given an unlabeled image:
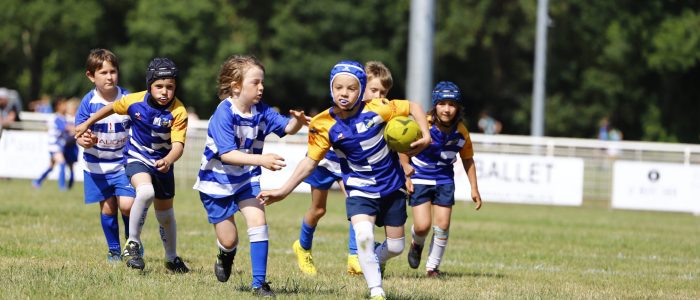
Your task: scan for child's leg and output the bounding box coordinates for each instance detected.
[67,164,74,189]
[154,198,178,261]
[118,195,134,240]
[214,215,238,282]
[375,225,405,265]
[426,205,452,272]
[352,215,384,298]
[99,197,121,253]
[35,155,58,186]
[239,198,269,288]
[54,153,66,190]
[127,173,154,244]
[299,187,328,250]
[411,202,432,245]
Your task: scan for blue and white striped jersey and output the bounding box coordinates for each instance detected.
[307,98,410,199]
[193,98,290,198]
[47,114,68,154]
[410,116,474,185]
[76,87,130,175]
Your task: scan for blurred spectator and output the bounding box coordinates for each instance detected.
[598,116,623,157]
[478,110,502,134]
[598,117,610,140]
[30,95,53,113]
[0,87,22,129]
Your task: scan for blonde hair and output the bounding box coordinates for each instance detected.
[217,55,265,100]
[86,48,119,75]
[364,61,393,91]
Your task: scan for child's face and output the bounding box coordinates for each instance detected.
[363,77,388,101]
[150,78,176,106]
[435,100,458,124]
[234,65,264,105]
[332,74,361,110]
[87,61,118,93]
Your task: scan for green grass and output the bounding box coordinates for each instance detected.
[1,179,698,299]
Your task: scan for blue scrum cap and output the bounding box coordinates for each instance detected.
[329,60,367,109]
[431,81,462,106]
[146,57,179,88]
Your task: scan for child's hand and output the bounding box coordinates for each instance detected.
[78,130,98,148]
[74,123,89,139]
[471,189,482,210]
[260,153,286,171]
[401,162,415,194]
[289,109,310,126]
[155,158,172,173]
[405,136,431,157]
[257,189,287,206]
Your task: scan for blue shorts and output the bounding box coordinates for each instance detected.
[303,166,342,190]
[346,189,408,227]
[83,171,136,204]
[63,143,79,164]
[199,184,260,224]
[409,183,456,207]
[125,161,175,199]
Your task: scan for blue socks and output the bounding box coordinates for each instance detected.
[58,163,66,190]
[101,214,121,252]
[299,220,316,250]
[348,222,358,255]
[250,241,268,288]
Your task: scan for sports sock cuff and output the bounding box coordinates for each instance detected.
[247,225,269,242]
[217,239,237,253]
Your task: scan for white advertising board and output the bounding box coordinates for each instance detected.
[260,143,311,193]
[454,153,584,206]
[611,160,700,213]
[0,130,82,181]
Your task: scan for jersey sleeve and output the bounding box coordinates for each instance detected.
[75,92,92,125]
[262,104,290,137]
[306,114,333,161]
[113,91,146,115]
[457,123,474,159]
[209,104,238,154]
[169,99,188,144]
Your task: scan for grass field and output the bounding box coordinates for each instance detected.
[1,179,698,299]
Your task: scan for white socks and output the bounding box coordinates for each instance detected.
[375,237,405,264]
[156,208,177,261]
[353,221,383,295]
[412,225,427,246]
[426,226,449,271]
[128,184,154,244]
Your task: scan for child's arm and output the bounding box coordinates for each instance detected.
[76,130,97,149]
[221,151,286,171]
[284,109,309,134]
[74,103,115,138]
[398,153,415,194]
[406,101,432,157]
[155,142,184,173]
[257,156,319,205]
[461,157,482,210]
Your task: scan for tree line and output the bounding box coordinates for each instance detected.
[1,0,699,142]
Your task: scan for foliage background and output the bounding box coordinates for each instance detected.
[1,0,699,142]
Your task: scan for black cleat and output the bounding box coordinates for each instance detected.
[407,241,423,269]
[214,250,235,282]
[165,256,189,273]
[252,282,276,298]
[123,241,145,270]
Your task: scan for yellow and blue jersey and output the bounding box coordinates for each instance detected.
[112,91,188,167]
[410,116,474,185]
[307,98,410,198]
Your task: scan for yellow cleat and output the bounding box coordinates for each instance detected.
[369,294,386,300]
[347,254,363,275]
[292,240,317,275]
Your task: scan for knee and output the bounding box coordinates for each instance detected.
[386,237,405,256]
[433,226,449,240]
[311,206,326,219]
[353,221,374,248]
[412,224,431,237]
[136,184,155,200]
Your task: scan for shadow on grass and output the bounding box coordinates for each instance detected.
[390,270,504,279]
[233,277,345,296]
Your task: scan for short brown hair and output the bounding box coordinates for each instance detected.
[217,55,265,100]
[364,61,393,91]
[86,48,119,75]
